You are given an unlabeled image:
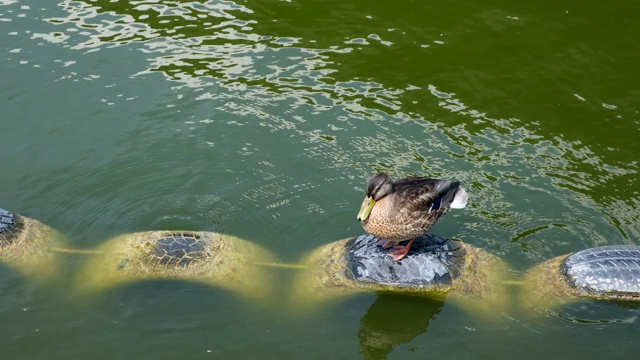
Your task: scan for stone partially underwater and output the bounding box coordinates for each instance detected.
[291,234,510,315]
[74,230,275,301]
[0,208,65,280]
[523,245,640,308]
[3,206,640,312]
[564,245,640,296]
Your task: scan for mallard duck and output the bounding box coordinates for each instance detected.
[356,173,468,261]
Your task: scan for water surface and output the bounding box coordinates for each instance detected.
[1,0,639,359]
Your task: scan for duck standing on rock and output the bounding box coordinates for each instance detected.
[357,173,468,261]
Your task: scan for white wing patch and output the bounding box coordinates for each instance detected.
[450,187,468,209]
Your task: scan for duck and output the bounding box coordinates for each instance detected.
[356,173,468,261]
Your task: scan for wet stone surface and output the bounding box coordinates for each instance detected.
[344,234,465,287]
[0,208,16,234]
[149,233,210,267]
[0,208,20,249]
[563,245,640,295]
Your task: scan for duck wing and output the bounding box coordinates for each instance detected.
[392,178,463,214]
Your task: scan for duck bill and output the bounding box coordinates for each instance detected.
[357,196,376,221]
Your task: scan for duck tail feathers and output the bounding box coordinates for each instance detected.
[450,186,468,209]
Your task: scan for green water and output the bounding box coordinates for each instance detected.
[1,0,639,358]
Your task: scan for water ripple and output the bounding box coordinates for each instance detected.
[4,0,637,261]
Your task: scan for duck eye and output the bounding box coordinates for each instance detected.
[371,183,384,199]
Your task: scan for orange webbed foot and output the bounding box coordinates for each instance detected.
[386,237,417,261]
[376,238,396,249]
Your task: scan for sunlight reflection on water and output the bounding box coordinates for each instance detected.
[18,0,636,261]
[3,2,640,359]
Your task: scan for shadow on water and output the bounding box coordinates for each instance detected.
[357,294,442,360]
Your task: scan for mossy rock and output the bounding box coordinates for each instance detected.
[1,208,65,280]
[523,245,640,308]
[75,230,275,302]
[291,234,510,315]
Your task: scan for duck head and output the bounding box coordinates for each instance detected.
[357,173,393,221]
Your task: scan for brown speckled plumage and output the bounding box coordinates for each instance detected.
[357,173,467,259]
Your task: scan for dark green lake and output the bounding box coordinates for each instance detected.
[1,0,639,358]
